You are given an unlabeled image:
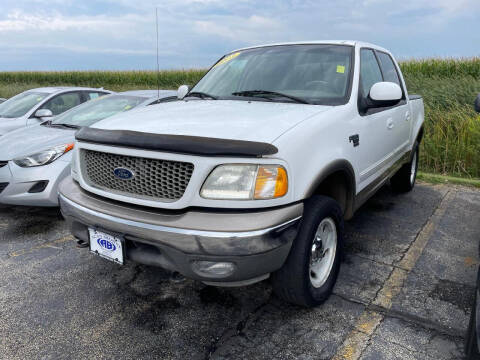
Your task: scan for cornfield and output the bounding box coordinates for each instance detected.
[0,58,479,178]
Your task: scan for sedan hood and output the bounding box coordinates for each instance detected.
[0,117,23,137]
[0,124,75,160]
[93,100,333,143]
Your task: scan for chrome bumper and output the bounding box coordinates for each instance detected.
[59,177,303,285]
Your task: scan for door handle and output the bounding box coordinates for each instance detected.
[406,111,411,121]
[387,118,394,130]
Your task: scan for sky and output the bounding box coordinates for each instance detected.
[0,0,479,71]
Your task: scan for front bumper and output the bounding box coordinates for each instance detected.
[59,177,303,285]
[0,159,70,207]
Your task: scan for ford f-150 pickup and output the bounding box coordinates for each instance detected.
[59,41,424,307]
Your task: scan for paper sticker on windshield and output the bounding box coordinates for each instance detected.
[124,105,132,110]
[214,52,241,68]
[336,65,345,74]
[36,97,43,102]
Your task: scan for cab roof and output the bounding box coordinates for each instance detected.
[29,87,110,94]
[232,40,389,54]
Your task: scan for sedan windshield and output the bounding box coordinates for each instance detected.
[51,94,146,127]
[191,44,354,105]
[0,92,49,118]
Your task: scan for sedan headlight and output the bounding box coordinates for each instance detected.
[13,143,74,167]
[201,164,288,200]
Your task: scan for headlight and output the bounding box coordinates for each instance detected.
[200,164,288,200]
[13,143,74,167]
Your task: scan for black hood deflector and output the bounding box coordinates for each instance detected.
[75,127,278,157]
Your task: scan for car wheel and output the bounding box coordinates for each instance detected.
[271,195,344,307]
[466,291,480,359]
[391,143,419,193]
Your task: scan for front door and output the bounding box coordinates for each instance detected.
[354,48,398,192]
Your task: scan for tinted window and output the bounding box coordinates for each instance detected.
[0,92,48,118]
[192,44,354,105]
[41,92,82,115]
[377,52,401,86]
[359,49,383,98]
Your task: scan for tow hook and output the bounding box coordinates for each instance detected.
[76,238,89,248]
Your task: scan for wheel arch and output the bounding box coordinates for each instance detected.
[416,126,424,144]
[304,160,356,220]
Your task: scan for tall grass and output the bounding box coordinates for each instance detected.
[401,59,480,178]
[1,59,479,178]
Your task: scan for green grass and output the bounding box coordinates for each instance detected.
[1,58,480,179]
[418,171,480,189]
[401,59,480,178]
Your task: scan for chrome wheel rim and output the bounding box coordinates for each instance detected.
[410,151,417,185]
[309,217,337,288]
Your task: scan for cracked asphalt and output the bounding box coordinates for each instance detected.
[0,182,479,359]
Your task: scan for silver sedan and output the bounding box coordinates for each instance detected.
[0,90,176,206]
[0,87,112,137]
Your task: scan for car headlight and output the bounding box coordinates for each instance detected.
[13,143,74,168]
[200,164,288,200]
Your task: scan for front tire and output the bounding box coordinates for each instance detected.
[272,195,344,307]
[391,144,419,193]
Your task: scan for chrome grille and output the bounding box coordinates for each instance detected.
[80,149,194,202]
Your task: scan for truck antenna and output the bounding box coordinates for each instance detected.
[155,7,160,98]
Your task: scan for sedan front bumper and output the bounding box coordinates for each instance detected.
[0,159,71,207]
[59,177,303,285]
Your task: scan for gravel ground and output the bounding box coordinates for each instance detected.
[0,182,478,359]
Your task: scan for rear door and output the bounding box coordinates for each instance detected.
[375,51,410,154]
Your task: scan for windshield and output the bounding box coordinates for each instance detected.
[51,94,146,127]
[0,92,49,118]
[191,44,354,105]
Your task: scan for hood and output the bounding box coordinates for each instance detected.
[0,124,75,160]
[0,117,24,137]
[93,100,333,143]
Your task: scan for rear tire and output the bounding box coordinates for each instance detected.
[391,143,419,193]
[272,195,344,307]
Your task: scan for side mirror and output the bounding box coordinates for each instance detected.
[34,109,53,119]
[368,82,402,107]
[475,94,480,113]
[177,85,189,100]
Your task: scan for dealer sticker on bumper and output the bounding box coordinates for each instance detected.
[89,228,124,265]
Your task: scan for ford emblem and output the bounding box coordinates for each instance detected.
[97,238,116,251]
[113,167,134,180]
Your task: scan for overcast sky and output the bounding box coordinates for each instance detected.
[0,0,479,70]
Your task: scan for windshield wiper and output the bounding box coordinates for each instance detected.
[187,91,217,100]
[50,123,80,129]
[231,90,310,104]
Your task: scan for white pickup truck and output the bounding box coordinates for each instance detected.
[59,41,424,307]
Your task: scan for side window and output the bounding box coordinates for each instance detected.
[41,92,82,115]
[376,52,401,86]
[85,91,107,100]
[359,49,383,98]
